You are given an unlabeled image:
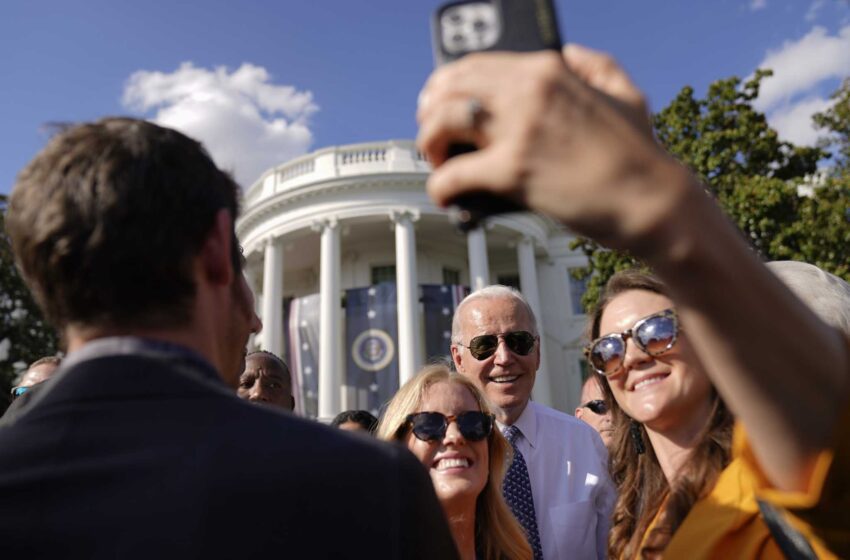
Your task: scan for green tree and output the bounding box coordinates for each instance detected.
[0,194,60,405]
[813,77,850,173]
[572,71,849,312]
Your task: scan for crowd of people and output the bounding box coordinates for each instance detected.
[1,42,848,559]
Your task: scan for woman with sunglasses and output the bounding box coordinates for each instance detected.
[586,269,844,559]
[377,364,532,560]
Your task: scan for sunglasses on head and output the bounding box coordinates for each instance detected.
[582,399,608,415]
[584,309,679,376]
[401,411,495,442]
[458,331,537,360]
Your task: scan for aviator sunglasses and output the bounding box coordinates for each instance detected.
[401,411,495,442]
[581,399,608,415]
[9,386,30,400]
[458,331,538,360]
[584,309,679,376]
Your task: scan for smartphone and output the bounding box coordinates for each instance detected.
[431,0,563,231]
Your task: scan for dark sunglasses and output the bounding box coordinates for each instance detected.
[458,331,537,360]
[582,399,608,415]
[9,386,29,400]
[584,309,679,376]
[401,411,495,442]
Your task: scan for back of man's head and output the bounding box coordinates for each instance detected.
[7,118,242,331]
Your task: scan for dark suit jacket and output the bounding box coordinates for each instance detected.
[0,350,458,559]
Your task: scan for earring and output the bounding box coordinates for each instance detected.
[629,419,646,455]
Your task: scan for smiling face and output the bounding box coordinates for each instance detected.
[451,296,539,424]
[598,290,713,433]
[405,381,489,508]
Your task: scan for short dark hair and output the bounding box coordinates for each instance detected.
[245,351,292,385]
[7,118,242,330]
[331,410,378,433]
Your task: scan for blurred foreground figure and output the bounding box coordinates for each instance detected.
[0,118,457,559]
[418,44,850,558]
[238,351,294,411]
[574,376,613,448]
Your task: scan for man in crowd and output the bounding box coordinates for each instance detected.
[11,355,61,398]
[574,376,613,448]
[2,355,62,419]
[0,117,457,558]
[238,350,295,410]
[451,285,615,560]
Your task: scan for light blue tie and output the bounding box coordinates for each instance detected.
[503,424,544,560]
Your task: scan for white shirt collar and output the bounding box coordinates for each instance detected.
[498,400,538,448]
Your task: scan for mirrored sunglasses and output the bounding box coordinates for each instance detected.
[402,411,495,442]
[584,309,679,376]
[460,330,537,360]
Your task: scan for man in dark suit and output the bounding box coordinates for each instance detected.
[0,118,457,559]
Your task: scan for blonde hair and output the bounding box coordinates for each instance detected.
[377,364,532,560]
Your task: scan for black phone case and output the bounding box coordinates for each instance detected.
[430,0,562,231]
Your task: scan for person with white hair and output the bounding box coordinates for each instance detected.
[767,260,850,336]
[450,284,615,560]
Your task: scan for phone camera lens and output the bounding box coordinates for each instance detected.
[473,19,487,31]
[452,33,466,45]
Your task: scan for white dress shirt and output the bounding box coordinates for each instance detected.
[500,400,615,560]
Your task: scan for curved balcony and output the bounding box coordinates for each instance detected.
[244,140,431,207]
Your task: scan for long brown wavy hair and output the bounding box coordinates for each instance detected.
[376,364,532,560]
[587,270,734,559]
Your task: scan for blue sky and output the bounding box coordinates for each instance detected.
[2,0,849,193]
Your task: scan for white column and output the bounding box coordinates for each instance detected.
[467,227,490,291]
[316,219,342,419]
[244,259,260,350]
[392,210,422,386]
[261,238,284,357]
[517,236,553,407]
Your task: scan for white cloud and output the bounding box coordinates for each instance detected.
[806,0,827,22]
[750,25,850,146]
[123,62,318,188]
[767,96,834,146]
[750,0,767,12]
[753,25,850,112]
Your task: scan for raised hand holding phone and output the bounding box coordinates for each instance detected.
[428,0,562,232]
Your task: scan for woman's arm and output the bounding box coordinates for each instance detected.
[417,44,849,491]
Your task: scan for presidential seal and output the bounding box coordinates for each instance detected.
[351,329,395,372]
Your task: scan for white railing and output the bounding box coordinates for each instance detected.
[244,140,431,206]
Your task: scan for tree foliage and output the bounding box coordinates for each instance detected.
[0,194,60,405]
[573,71,850,312]
[814,77,850,173]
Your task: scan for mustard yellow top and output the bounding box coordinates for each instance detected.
[660,399,850,559]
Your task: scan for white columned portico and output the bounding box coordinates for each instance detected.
[260,238,284,357]
[391,210,422,386]
[243,260,260,350]
[315,219,343,419]
[466,227,490,292]
[517,236,553,407]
